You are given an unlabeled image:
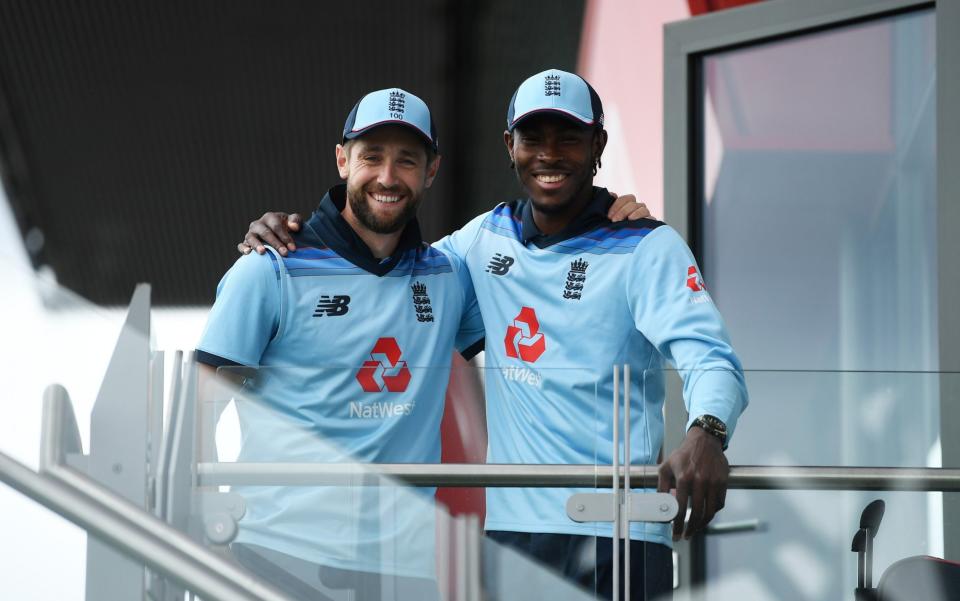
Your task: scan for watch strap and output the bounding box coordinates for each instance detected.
[691,414,728,450]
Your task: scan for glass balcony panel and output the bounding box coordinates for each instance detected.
[0,260,130,600]
[199,363,603,599]
[4,267,957,601]
[644,368,955,601]
[461,362,604,597]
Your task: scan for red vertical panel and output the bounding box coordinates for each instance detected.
[436,353,487,519]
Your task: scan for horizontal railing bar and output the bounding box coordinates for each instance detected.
[727,465,960,491]
[0,451,294,601]
[197,463,960,491]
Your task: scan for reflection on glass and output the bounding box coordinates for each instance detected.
[722,368,950,584]
[208,366,442,598]
[702,8,937,374]
[205,365,603,600]
[700,8,938,600]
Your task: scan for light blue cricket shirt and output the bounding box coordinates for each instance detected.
[197,185,484,578]
[434,187,748,546]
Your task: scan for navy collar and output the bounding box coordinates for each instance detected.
[520,186,613,248]
[300,184,425,276]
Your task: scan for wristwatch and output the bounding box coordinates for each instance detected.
[690,414,728,450]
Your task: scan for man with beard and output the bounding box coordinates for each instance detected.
[238,71,734,601]
[196,88,486,600]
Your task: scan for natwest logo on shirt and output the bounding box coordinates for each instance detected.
[356,337,411,392]
[686,265,706,292]
[504,306,546,363]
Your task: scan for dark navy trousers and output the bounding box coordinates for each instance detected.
[486,531,673,601]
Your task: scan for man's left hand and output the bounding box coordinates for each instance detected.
[657,426,729,540]
[606,192,653,222]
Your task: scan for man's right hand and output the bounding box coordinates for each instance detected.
[239,212,303,256]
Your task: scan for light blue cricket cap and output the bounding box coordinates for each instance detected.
[342,88,439,152]
[506,68,605,131]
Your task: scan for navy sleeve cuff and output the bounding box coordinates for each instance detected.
[196,349,244,368]
[460,338,485,361]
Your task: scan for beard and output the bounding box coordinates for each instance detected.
[346,181,422,234]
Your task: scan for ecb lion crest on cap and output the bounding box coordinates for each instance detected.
[388,90,406,119]
[544,74,561,96]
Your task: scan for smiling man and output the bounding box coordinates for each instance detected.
[238,69,745,600]
[426,70,748,600]
[196,88,485,600]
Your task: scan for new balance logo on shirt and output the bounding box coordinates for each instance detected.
[313,295,351,317]
[486,253,515,276]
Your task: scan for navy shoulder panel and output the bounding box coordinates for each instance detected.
[275,243,366,277]
[387,243,454,277]
[480,200,524,240]
[608,217,665,232]
[547,218,664,256]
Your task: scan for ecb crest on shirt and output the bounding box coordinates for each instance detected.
[411,281,434,323]
[562,259,588,300]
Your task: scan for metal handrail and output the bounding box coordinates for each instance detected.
[0,450,295,601]
[196,462,960,491]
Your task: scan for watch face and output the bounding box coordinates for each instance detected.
[701,414,727,433]
[695,415,727,446]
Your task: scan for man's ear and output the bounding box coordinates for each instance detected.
[335,144,349,180]
[503,130,514,162]
[593,129,608,162]
[424,153,442,189]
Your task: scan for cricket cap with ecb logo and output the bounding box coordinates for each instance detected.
[342,88,439,152]
[506,69,604,132]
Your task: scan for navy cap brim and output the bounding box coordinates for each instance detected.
[343,120,438,151]
[509,108,596,131]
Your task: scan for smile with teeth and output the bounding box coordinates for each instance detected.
[371,192,403,204]
[535,173,567,184]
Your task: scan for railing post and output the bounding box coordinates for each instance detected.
[612,364,621,601]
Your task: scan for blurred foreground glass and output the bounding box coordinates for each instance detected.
[197,363,604,600]
[5,275,958,601]
[644,368,954,601]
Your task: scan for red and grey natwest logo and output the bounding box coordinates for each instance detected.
[504,307,546,363]
[356,337,411,393]
[686,266,706,292]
